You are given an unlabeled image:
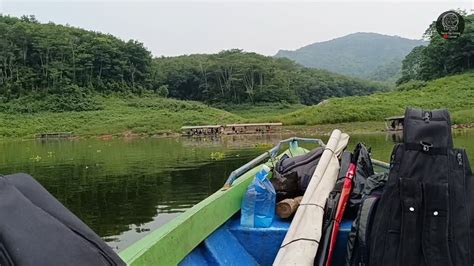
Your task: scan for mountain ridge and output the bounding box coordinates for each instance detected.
[275,32,426,81]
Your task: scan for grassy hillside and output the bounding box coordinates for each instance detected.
[217,103,305,120]
[275,32,426,81]
[2,72,472,139]
[280,72,474,125]
[0,96,241,139]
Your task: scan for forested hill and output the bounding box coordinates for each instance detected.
[0,15,152,99]
[275,33,426,82]
[152,51,389,105]
[0,15,388,113]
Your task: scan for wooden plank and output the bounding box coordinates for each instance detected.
[119,147,307,265]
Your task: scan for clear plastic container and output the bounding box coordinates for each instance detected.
[241,165,276,228]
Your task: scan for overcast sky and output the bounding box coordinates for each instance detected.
[1,1,473,56]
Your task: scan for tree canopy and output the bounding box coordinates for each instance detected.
[0,14,388,112]
[0,15,152,100]
[398,13,474,84]
[151,50,389,105]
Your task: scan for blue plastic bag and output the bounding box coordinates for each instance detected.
[241,165,276,228]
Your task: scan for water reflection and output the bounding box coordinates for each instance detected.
[386,132,404,143]
[0,131,472,251]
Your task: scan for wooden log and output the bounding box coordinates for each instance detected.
[276,196,303,218]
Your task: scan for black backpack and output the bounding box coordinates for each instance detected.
[345,172,388,266]
[316,143,375,266]
[0,173,125,266]
[369,108,474,266]
[271,147,323,201]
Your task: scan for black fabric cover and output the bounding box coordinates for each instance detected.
[369,108,474,266]
[271,147,324,201]
[349,143,375,208]
[0,173,125,266]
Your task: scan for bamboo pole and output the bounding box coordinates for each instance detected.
[274,129,349,265]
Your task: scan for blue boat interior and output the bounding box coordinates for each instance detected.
[180,212,353,266]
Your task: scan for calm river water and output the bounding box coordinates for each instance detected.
[0,131,472,251]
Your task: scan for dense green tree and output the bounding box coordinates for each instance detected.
[152,51,388,105]
[398,13,474,84]
[0,14,389,111]
[397,46,425,84]
[0,15,152,98]
[156,85,169,98]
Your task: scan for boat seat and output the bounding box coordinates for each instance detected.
[227,215,290,265]
[180,221,258,266]
[180,213,353,265]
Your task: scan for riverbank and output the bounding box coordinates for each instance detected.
[1,102,473,141]
[0,95,241,140]
[2,118,473,142]
[1,72,473,141]
[0,91,399,141]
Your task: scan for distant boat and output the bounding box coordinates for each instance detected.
[118,137,389,265]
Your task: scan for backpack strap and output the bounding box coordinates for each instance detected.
[357,194,379,265]
[404,142,448,155]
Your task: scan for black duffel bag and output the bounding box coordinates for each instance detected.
[0,173,125,266]
[271,147,324,202]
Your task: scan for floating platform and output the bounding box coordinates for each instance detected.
[35,132,73,139]
[385,115,404,132]
[180,125,224,136]
[181,123,283,136]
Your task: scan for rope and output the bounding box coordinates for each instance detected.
[280,238,320,249]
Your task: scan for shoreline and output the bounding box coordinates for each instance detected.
[2,122,473,143]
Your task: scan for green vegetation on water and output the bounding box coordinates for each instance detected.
[0,137,269,251]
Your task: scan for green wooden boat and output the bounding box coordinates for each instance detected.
[118,137,389,265]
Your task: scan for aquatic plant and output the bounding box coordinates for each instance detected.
[210,152,225,160]
[30,155,42,162]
